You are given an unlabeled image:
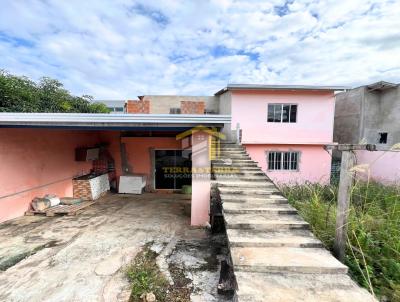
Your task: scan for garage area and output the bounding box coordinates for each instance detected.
[0,193,231,302]
[0,113,230,225]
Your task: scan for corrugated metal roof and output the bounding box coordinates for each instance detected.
[215,84,349,95]
[0,113,231,128]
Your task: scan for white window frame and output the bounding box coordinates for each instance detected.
[267,103,298,123]
[267,151,300,171]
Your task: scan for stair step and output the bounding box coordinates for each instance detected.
[218,148,247,152]
[220,150,249,156]
[238,172,267,175]
[217,181,275,188]
[231,247,348,274]
[213,165,261,170]
[222,200,289,208]
[224,213,309,231]
[235,272,376,302]
[219,150,247,154]
[220,194,288,203]
[214,159,257,163]
[237,167,263,171]
[214,172,270,178]
[216,164,259,168]
[218,155,251,159]
[214,175,269,181]
[226,229,323,248]
[223,203,297,215]
[218,187,281,195]
[213,171,267,178]
[219,148,245,151]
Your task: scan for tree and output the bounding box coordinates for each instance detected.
[0,70,110,113]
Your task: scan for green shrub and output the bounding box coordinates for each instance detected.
[282,181,400,301]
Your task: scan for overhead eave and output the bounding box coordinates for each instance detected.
[0,113,231,129]
[215,84,349,95]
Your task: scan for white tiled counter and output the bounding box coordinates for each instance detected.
[73,173,110,200]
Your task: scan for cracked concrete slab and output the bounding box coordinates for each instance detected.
[0,193,231,302]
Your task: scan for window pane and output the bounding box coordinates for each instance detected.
[290,152,298,170]
[290,105,297,123]
[274,105,282,122]
[283,152,290,170]
[282,105,290,123]
[275,152,282,170]
[267,104,274,122]
[268,152,275,170]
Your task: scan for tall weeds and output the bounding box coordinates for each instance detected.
[282,181,400,301]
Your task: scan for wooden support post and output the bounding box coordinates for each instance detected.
[333,150,355,262]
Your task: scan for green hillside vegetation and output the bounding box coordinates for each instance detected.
[0,70,109,113]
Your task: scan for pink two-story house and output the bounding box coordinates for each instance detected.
[0,84,344,224]
[216,84,346,184]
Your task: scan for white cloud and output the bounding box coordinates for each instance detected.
[0,0,399,98]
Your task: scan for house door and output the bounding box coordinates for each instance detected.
[155,150,192,189]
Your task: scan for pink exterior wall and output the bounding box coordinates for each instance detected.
[121,137,182,187]
[231,90,335,144]
[0,128,100,222]
[245,144,332,185]
[191,132,211,226]
[355,150,400,184]
[228,90,335,184]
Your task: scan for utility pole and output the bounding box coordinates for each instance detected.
[325,144,376,262]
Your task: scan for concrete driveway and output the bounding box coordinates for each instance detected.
[0,193,229,302]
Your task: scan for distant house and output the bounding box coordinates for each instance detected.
[95,100,125,113]
[334,81,400,183]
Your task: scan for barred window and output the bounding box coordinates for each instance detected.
[267,104,297,123]
[268,151,299,171]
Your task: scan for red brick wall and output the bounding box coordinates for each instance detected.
[125,100,150,113]
[72,179,93,200]
[180,101,205,114]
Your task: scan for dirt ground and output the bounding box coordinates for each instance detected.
[0,193,232,302]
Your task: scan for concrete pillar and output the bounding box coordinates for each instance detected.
[191,131,211,226]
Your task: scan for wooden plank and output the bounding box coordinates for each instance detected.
[333,150,355,262]
[26,201,95,217]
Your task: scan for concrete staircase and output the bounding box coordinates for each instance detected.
[212,142,376,302]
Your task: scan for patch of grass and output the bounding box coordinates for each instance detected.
[126,244,169,302]
[282,181,400,302]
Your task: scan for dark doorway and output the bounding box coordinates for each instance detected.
[378,132,388,144]
[155,150,192,189]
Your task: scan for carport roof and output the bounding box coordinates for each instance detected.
[0,113,231,129]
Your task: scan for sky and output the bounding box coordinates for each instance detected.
[0,0,399,99]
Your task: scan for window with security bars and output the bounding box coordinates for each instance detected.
[267,104,297,123]
[268,151,299,171]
